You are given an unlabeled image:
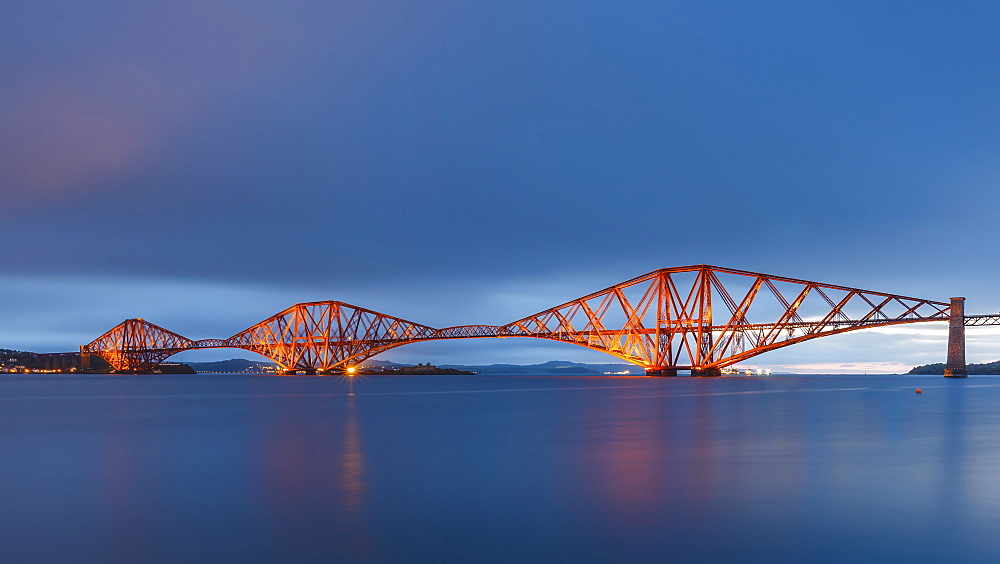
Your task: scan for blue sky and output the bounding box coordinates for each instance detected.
[3,1,1000,372]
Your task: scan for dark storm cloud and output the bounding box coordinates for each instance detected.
[3,1,1000,365]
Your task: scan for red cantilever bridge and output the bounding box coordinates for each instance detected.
[80,265,982,376]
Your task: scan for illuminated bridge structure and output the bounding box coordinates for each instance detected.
[81,265,987,376]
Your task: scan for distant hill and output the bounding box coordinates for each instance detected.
[377,363,474,375]
[908,360,1000,375]
[188,358,641,375]
[1,349,40,368]
[188,358,278,373]
[440,360,639,375]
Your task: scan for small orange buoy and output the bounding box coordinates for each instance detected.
[915,388,923,394]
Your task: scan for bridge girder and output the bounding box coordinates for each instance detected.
[83,266,952,373]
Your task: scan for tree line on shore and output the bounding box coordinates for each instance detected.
[908,360,1000,375]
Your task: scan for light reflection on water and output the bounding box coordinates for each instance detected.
[2,374,1000,562]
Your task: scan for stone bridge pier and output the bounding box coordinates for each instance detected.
[945,297,968,378]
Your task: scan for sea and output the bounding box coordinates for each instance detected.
[2,373,999,563]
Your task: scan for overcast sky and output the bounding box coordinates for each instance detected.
[3,1,1000,372]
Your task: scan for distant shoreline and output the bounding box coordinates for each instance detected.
[908,360,1000,375]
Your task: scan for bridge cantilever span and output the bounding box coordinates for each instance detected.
[82,265,954,375]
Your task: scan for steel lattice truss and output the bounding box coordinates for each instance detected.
[964,315,1000,326]
[86,319,194,372]
[498,265,950,370]
[83,265,952,373]
[225,301,438,371]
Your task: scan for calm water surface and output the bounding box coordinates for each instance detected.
[2,373,1000,562]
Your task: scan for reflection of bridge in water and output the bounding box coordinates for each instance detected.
[73,265,993,377]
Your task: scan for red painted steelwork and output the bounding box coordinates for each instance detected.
[83,266,951,373]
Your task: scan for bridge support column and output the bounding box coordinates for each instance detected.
[691,368,722,377]
[79,346,91,370]
[944,296,968,378]
[646,369,678,377]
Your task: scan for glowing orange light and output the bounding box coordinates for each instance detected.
[346,367,357,375]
